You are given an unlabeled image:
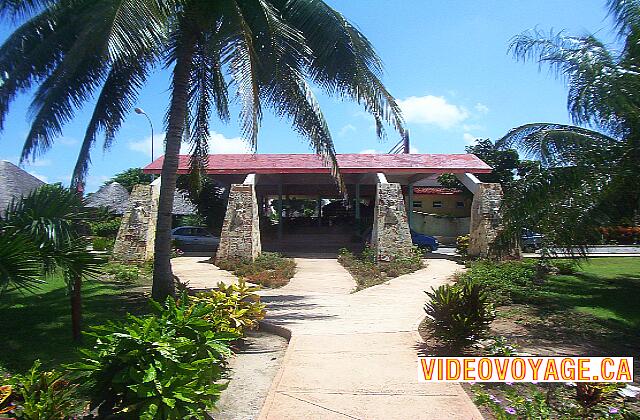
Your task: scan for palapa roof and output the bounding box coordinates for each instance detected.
[85,182,130,214]
[85,181,196,216]
[0,160,46,214]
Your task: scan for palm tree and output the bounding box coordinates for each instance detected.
[495,0,640,252]
[0,0,405,300]
[0,185,104,340]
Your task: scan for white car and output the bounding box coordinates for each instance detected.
[171,226,220,250]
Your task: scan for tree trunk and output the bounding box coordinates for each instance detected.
[151,38,195,301]
[71,275,82,341]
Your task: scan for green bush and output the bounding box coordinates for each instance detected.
[456,234,470,258]
[216,252,296,288]
[424,279,495,349]
[92,236,115,252]
[456,260,539,305]
[103,262,141,283]
[71,294,236,419]
[191,280,266,336]
[89,218,121,238]
[0,360,82,418]
[550,259,578,275]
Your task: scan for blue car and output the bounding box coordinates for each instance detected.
[411,230,439,251]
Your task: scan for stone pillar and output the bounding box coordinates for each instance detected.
[468,183,503,258]
[113,183,158,262]
[371,182,413,261]
[215,183,261,261]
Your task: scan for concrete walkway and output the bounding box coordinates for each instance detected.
[258,258,483,420]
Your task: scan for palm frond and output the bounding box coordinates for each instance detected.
[0,232,43,294]
[607,0,640,37]
[71,55,152,187]
[497,123,618,166]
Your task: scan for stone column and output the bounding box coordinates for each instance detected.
[468,183,504,258]
[113,183,159,262]
[371,182,413,261]
[215,183,261,261]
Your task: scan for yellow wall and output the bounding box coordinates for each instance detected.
[407,194,472,217]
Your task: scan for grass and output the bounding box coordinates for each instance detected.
[215,252,296,288]
[533,257,640,332]
[0,271,150,375]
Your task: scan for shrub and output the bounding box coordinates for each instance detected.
[456,260,539,305]
[71,294,236,419]
[338,246,424,290]
[92,236,114,252]
[424,279,495,349]
[89,218,121,238]
[103,262,140,283]
[0,360,82,418]
[456,234,470,258]
[190,280,266,336]
[550,259,578,275]
[216,252,296,288]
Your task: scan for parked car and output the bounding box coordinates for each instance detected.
[171,226,220,250]
[521,229,544,251]
[411,230,439,252]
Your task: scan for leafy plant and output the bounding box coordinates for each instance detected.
[474,384,551,419]
[1,360,82,419]
[486,336,518,356]
[190,280,266,336]
[88,218,122,238]
[456,235,470,259]
[91,237,115,252]
[424,279,495,349]
[456,260,540,305]
[71,294,235,419]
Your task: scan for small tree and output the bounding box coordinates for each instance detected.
[0,185,104,340]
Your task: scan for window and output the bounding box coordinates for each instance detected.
[432,201,443,208]
[413,201,423,208]
[456,201,465,208]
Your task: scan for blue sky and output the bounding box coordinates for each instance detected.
[0,0,617,191]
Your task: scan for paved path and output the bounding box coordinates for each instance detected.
[171,256,241,290]
[258,258,483,420]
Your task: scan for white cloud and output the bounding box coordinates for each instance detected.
[58,137,78,146]
[474,103,490,114]
[410,146,420,154]
[463,133,478,145]
[128,131,251,158]
[397,95,469,129]
[339,124,357,137]
[359,149,379,154]
[85,174,110,193]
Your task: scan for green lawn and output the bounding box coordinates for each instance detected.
[538,257,640,331]
[0,272,149,375]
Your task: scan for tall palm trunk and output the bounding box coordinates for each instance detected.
[151,40,194,301]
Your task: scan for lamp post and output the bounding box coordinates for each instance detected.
[134,107,154,163]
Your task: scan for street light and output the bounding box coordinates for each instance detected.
[134,107,154,164]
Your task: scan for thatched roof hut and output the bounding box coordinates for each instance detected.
[0,160,46,214]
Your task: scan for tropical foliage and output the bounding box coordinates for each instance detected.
[0,0,405,300]
[424,279,495,349]
[0,185,104,340]
[495,0,640,253]
[0,361,82,419]
[71,294,237,419]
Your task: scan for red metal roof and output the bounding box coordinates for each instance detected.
[143,153,492,175]
[413,187,465,195]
